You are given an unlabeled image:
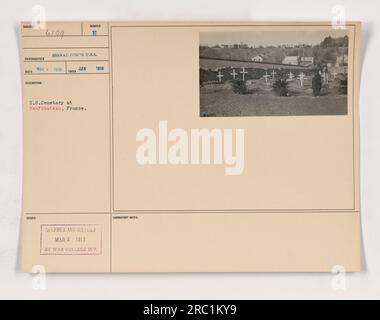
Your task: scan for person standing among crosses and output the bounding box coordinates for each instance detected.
[312,70,322,97]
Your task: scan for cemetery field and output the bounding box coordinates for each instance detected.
[199,81,347,117]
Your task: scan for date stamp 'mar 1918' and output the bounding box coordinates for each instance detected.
[40,224,102,256]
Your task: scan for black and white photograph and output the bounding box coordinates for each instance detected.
[200,30,349,117]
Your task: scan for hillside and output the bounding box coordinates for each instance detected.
[199,36,348,67]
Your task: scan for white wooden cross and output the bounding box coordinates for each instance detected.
[230,69,237,80]
[271,69,277,80]
[263,71,271,85]
[287,72,295,81]
[297,72,307,87]
[216,70,224,83]
[240,67,248,81]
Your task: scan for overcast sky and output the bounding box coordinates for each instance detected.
[199,30,348,47]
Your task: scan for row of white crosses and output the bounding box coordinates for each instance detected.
[217,68,308,87]
[263,70,278,85]
[216,67,249,82]
[262,70,307,87]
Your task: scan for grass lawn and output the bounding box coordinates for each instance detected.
[200,81,347,117]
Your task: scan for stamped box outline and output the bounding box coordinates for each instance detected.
[40,224,103,256]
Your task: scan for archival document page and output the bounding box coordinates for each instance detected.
[21,22,361,272]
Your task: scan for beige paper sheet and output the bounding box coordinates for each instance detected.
[21,21,361,272]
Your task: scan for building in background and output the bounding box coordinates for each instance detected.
[251,55,264,62]
[300,56,314,67]
[282,56,300,65]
